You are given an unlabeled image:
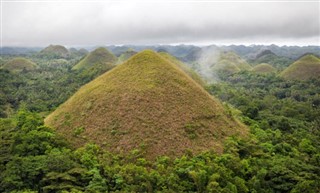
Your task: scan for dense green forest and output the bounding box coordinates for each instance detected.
[0,47,320,192]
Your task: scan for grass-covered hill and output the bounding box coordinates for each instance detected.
[38,45,70,59]
[280,54,320,80]
[117,49,138,63]
[252,63,276,74]
[158,52,205,86]
[211,51,252,75]
[250,49,292,70]
[2,57,37,73]
[45,50,247,159]
[72,47,117,71]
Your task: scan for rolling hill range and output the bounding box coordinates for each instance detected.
[72,47,117,71]
[2,57,37,73]
[280,54,320,80]
[45,50,247,159]
[252,63,276,74]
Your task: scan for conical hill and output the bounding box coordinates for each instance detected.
[72,47,117,71]
[252,63,276,74]
[2,57,37,73]
[45,50,247,159]
[39,45,70,59]
[280,54,320,80]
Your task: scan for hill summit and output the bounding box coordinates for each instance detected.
[2,57,37,73]
[252,63,276,74]
[280,54,320,80]
[39,45,70,59]
[45,50,246,159]
[211,51,252,75]
[72,47,117,71]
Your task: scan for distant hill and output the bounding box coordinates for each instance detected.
[39,45,70,59]
[252,63,276,74]
[2,57,37,73]
[45,50,247,159]
[72,47,117,71]
[117,49,137,63]
[69,48,89,57]
[280,54,320,80]
[249,49,292,70]
[211,51,252,75]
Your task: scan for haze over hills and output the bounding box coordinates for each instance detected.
[158,51,205,86]
[280,54,320,80]
[45,50,247,159]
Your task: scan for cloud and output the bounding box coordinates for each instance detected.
[2,1,319,46]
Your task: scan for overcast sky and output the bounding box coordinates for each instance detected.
[1,0,319,47]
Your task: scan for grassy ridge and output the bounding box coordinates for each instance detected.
[46,50,247,159]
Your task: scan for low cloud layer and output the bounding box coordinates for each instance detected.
[2,1,319,46]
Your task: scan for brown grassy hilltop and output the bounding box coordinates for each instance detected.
[2,57,37,73]
[45,50,247,159]
[252,63,276,74]
[280,54,320,80]
[72,47,117,71]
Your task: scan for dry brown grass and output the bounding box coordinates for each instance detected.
[2,57,37,72]
[45,50,247,159]
[281,54,320,80]
[252,63,276,74]
[72,47,117,70]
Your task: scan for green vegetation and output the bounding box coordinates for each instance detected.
[280,54,320,80]
[0,47,319,192]
[2,57,37,73]
[251,63,276,74]
[46,50,246,159]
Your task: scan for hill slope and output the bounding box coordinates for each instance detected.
[45,50,247,159]
[252,63,276,74]
[2,58,37,72]
[117,49,138,63]
[72,47,117,71]
[280,54,320,80]
[158,52,205,86]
